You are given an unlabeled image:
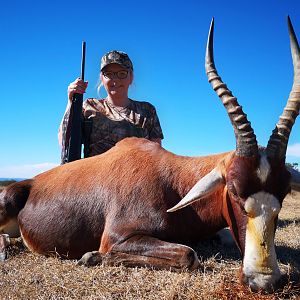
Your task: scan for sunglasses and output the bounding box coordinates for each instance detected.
[102,70,129,79]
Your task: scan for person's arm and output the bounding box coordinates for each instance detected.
[148,105,164,145]
[58,78,88,147]
[58,102,72,147]
[59,78,88,164]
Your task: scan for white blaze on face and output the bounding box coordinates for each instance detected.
[243,192,281,291]
[256,154,270,184]
[242,155,282,291]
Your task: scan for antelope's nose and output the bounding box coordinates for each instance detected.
[241,272,283,293]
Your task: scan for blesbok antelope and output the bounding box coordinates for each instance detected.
[0,17,300,293]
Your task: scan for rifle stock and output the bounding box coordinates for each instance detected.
[67,41,86,162]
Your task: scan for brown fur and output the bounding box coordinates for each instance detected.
[1,138,229,260]
[0,138,291,281]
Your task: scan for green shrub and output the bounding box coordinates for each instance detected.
[0,180,16,187]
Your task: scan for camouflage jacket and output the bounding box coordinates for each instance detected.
[61,98,164,163]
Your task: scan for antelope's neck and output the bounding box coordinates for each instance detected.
[168,154,218,195]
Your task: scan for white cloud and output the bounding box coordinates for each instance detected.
[0,162,59,179]
[287,143,300,158]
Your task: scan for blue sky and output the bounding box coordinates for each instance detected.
[1,0,300,178]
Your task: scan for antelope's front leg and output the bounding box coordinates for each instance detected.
[78,234,200,271]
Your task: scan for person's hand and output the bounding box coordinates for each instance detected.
[68,78,88,102]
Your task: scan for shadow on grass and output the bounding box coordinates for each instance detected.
[192,237,241,262]
[276,245,300,290]
[192,234,300,268]
[277,245,300,269]
[6,242,28,259]
[277,218,300,228]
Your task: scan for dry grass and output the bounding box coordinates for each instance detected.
[0,192,299,299]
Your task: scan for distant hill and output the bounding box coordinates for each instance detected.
[0,178,27,188]
[0,178,27,182]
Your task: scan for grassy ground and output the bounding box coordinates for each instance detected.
[0,189,299,299]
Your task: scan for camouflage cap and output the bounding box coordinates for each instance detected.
[100,50,133,71]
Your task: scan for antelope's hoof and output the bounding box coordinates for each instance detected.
[77,251,102,266]
[0,251,7,261]
[0,234,10,261]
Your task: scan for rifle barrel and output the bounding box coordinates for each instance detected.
[67,41,86,162]
[81,41,86,81]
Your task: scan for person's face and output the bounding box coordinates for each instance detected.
[101,64,133,97]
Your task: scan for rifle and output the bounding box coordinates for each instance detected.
[66,41,86,162]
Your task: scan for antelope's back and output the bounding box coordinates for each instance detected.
[17,137,228,257]
[17,138,174,257]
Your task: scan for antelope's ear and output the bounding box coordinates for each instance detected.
[288,166,300,192]
[167,168,224,212]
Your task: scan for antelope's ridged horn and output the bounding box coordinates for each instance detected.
[267,16,300,160]
[167,168,224,213]
[205,18,258,157]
